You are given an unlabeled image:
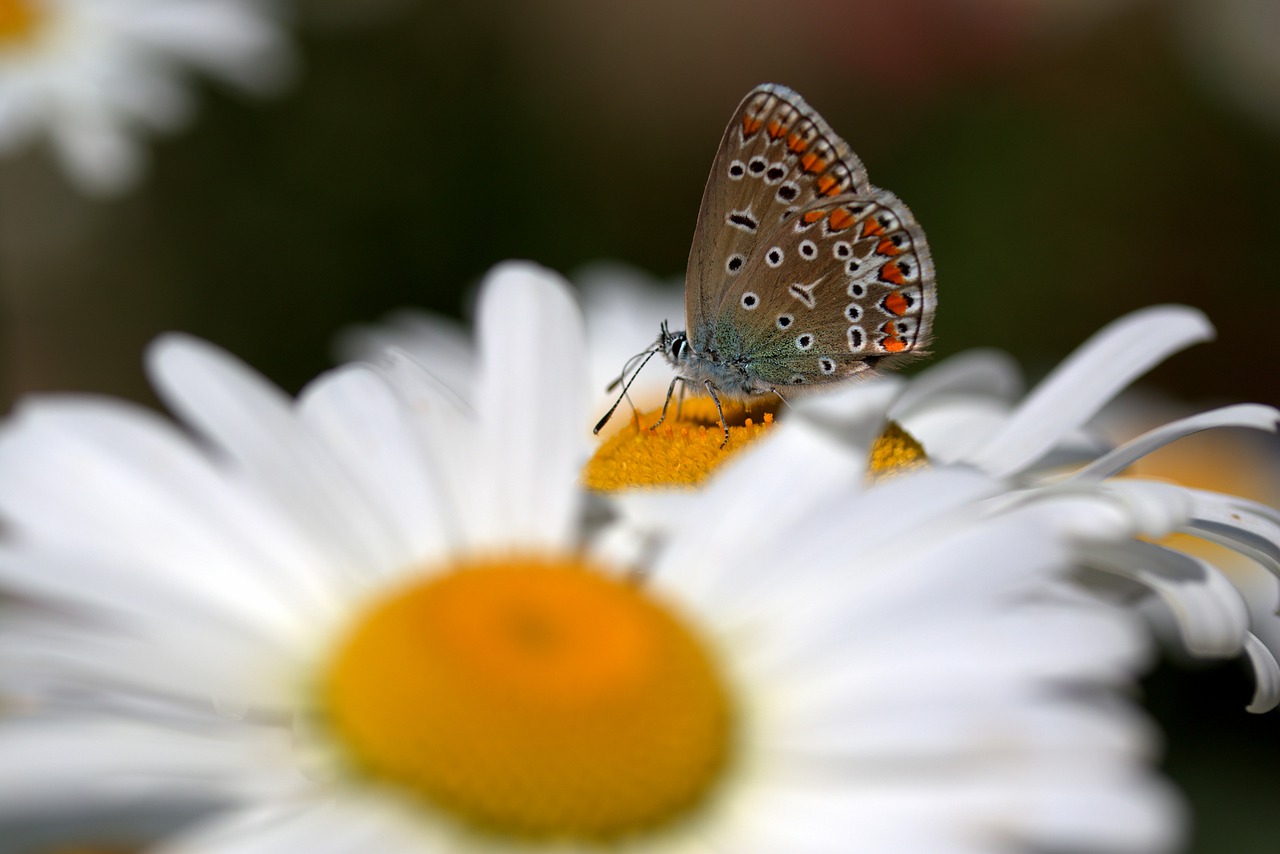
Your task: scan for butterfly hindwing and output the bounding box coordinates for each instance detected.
[685,84,873,351]
[710,190,936,391]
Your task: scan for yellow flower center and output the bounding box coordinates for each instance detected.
[867,421,930,481]
[322,555,734,842]
[0,0,42,45]
[583,396,776,491]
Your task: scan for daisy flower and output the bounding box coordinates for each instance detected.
[0,262,1176,852]
[0,0,294,194]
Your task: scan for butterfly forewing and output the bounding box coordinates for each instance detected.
[685,84,873,350]
[711,190,936,390]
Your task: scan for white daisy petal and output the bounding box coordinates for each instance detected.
[966,305,1215,477]
[148,334,405,578]
[1243,633,1280,713]
[472,262,588,549]
[0,720,290,817]
[298,364,458,571]
[1069,403,1280,481]
[1178,486,1280,578]
[333,311,476,403]
[890,347,1024,418]
[1084,539,1249,657]
[0,398,342,631]
[159,797,437,854]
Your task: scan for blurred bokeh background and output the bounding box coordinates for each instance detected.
[0,0,1277,850]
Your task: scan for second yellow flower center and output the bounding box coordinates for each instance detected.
[323,555,734,842]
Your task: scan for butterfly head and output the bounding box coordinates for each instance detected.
[657,320,691,368]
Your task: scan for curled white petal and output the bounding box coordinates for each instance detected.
[1084,539,1249,657]
[1244,633,1280,713]
[967,306,1214,477]
[1070,403,1280,481]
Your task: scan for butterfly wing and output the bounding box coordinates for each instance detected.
[685,84,873,351]
[709,190,937,392]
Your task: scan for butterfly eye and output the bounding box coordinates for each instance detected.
[818,358,836,375]
[764,163,786,184]
[777,183,799,202]
[728,161,746,180]
[877,212,898,229]
[833,242,851,259]
[794,333,814,351]
[846,260,861,275]
[776,314,793,329]
[789,376,805,385]
[726,254,745,274]
[848,283,865,297]
[765,247,784,267]
[847,326,866,352]
[799,240,817,259]
[741,292,760,310]
[844,303,862,322]
[748,156,767,175]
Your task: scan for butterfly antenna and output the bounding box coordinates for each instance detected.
[605,348,654,394]
[594,347,661,435]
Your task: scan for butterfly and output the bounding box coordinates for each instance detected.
[597,84,936,445]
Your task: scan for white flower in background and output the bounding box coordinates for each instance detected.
[1178,0,1280,134]
[335,262,684,432]
[0,262,1178,852]
[0,0,294,194]
[834,305,1280,712]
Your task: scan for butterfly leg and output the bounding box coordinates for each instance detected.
[704,381,729,449]
[650,375,685,431]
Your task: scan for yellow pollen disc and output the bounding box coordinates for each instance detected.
[868,421,929,482]
[0,0,43,45]
[323,555,733,841]
[583,396,777,491]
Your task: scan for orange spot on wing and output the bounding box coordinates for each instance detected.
[876,239,901,256]
[815,175,839,196]
[743,116,763,137]
[802,209,827,225]
[883,291,909,316]
[828,208,855,230]
[766,120,788,140]
[861,218,886,238]
[799,152,828,173]
[882,336,908,353]
[787,134,808,154]
[879,262,905,285]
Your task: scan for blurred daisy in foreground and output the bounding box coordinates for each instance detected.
[0,0,294,194]
[0,262,1177,852]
